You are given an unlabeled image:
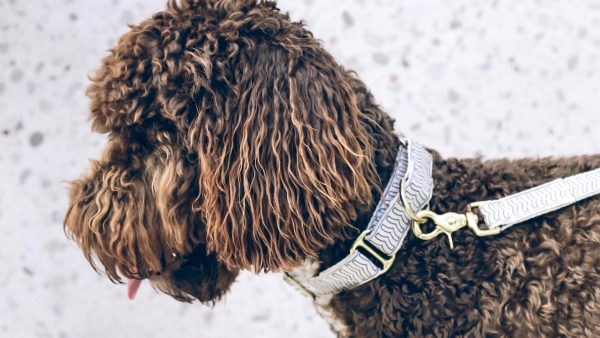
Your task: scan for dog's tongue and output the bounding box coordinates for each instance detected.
[127,278,142,300]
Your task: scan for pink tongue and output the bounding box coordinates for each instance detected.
[127,278,142,300]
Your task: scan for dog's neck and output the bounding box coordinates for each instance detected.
[315,123,407,273]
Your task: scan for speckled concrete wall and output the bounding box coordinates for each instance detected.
[1,0,599,337]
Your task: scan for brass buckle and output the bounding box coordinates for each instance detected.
[350,230,396,273]
[411,203,502,249]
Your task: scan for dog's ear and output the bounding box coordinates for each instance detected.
[63,138,205,281]
[188,30,381,271]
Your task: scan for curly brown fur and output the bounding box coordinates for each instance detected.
[64,0,600,336]
[319,153,600,337]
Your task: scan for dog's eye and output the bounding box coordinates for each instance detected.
[167,252,179,264]
[161,252,182,273]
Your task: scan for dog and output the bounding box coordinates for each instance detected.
[64,0,600,336]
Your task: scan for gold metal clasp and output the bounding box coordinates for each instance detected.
[412,203,502,249]
[350,230,396,273]
[465,202,502,237]
[411,210,468,249]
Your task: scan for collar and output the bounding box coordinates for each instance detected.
[285,137,434,297]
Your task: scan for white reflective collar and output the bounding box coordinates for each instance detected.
[285,138,434,297]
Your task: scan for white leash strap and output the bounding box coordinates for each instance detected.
[411,167,600,248]
[284,139,433,297]
[476,168,600,231]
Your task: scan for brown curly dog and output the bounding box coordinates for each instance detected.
[64,0,600,337]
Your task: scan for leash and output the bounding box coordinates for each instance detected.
[284,138,600,298]
[412,167,600,248]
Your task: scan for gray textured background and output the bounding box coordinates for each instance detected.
[1,0,600,337]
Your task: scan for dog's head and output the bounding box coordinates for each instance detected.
[65,0,397,303]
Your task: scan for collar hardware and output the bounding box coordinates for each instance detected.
[350,230,395,273]
[411,204,502,249]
